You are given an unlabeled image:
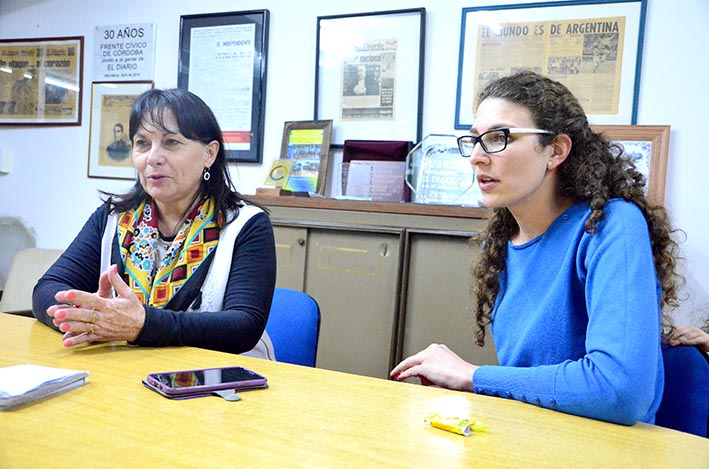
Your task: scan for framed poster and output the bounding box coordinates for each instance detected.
[592,124,670,206]
[178,10,269,163]
[315,8,425,146]
[0,36,84,125]
[87,81,153,179]
[456,0,647,129]
[278,120,333,194]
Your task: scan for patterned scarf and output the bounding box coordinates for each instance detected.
[116,197,220,307]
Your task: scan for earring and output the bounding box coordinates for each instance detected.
[547,161,553,167]
[203,167,211,181]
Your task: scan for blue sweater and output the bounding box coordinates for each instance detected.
[473,200,663,425]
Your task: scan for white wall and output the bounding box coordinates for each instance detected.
[1,0,707,326]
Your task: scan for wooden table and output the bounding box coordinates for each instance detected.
[2,314,707,467]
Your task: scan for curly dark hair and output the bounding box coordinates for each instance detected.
[471,71,682,346]
[100,88,262,225]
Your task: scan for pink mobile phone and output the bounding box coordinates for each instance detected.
[145,366,268,397]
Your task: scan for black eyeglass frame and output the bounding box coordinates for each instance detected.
[457,128,553,157]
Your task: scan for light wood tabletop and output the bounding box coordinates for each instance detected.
[2,314,707,467]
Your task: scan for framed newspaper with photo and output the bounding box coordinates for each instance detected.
[0,36,84,126]
[315,8,425,146]
[455,0,647,129]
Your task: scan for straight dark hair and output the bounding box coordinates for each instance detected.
[100,88,262,224]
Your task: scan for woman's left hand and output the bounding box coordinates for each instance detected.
[47,265,146,347]
[390,343,478,392]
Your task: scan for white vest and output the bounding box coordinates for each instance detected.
[101,205,275,360]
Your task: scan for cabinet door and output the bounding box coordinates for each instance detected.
[401,233,498,366]
[304,228,401,378]
[272,225,307,291]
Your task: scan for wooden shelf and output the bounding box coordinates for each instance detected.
[246,195,490,219]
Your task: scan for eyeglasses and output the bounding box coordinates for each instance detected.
[457,128,553,157]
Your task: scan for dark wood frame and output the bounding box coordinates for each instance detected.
[0,36,84,126]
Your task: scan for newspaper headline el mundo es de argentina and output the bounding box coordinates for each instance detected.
[0,40,80,121]
[473,16,626,115]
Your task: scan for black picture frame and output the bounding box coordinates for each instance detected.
[178,10,269,163]
[315,8,425,146]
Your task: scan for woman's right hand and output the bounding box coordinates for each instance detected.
[665,326,709,353]
[47,265,147,347]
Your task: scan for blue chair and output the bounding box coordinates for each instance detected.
[265,288,321,367]
[655,344,709,437]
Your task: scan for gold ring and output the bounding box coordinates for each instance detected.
[90,308,97,324]
[88,323,95,335]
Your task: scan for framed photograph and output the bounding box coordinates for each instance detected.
[456,0,647,129]
[592,124,670,206]
[0,36,84,125]
[279,120,333,194]
[87,81,153,180]
[315,8,425,146]
[179,10,269,163]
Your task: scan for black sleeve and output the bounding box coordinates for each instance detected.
[32,204,108,330]
[134,212,277,354]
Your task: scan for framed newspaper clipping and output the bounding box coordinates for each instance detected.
[179,10,269,163]
[87,81,153,179]
[0,36,84,126]
[315,9,425,146]
[592,124,670,206]
[455,0,647,129]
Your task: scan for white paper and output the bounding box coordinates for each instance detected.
[0,364,88,397]
[93,23,156,81]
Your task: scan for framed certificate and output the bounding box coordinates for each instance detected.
[178,10,269,163]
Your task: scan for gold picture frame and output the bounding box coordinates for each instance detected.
[592,124,670,206]
[87,81,153,180]
[278,120,333,194]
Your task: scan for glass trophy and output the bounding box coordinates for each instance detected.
[405,134,481,206]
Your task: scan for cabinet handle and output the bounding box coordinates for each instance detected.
[297,238,306,246]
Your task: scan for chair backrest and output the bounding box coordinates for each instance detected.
[265,288,320,367]
[655,344,709,438]
[0,248,63,316]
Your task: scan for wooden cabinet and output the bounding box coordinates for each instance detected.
[255,196,498,378]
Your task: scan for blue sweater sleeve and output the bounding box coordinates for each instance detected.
[473,201,663,425]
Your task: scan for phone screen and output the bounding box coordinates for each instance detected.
[150,366,265,390]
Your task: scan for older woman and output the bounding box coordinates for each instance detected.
[33,88,276,356]
[392,72,682,425]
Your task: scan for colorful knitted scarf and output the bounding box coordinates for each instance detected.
[116,198,220,307]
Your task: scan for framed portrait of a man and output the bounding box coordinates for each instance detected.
[87,81,153,179]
